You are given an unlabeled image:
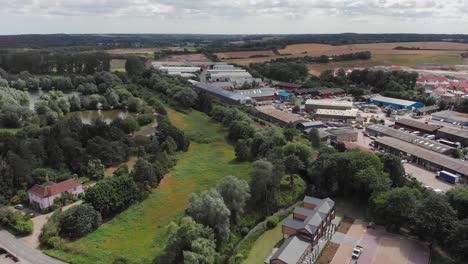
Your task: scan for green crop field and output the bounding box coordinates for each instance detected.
[110,59,126,72]
[46,108,252,264]
[308,53,464,76]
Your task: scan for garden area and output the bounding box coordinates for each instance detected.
[45,108,252,264]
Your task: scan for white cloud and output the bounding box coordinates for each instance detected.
[0,0,467,34]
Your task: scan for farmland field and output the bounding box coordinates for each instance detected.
[45,108,252,264]
[215,50,276,59]
[106,48,156,55]
[222,41,468,66]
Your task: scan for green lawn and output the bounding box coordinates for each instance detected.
[45,108,252,264]
[0,128,21,134]
[241,218,286,264]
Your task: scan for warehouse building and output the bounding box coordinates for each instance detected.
[394,119,441,135]
[414,105,440,116]
[437,127,468,147]
[327,128,358,142]
[193,82,253,104]
[156,66,201,73]
[432,110,468,126]
[368,95,425,109]
[366,125,455,155]
[305,99,353,111]
[256,105,307,126]
[235,88,277,102]
[314,109,358,123]
[296,121,324,131]
[375,137,468,178]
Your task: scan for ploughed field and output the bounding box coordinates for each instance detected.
[220,41,468,67]
[45,108,251,264]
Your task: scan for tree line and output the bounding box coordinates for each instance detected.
[0,50,110,74]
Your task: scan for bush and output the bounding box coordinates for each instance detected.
[136,114,154,126]
[0,207,33,236]
[58,204,102,239]
[266,216,279,229]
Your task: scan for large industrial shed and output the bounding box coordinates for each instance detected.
[394,119,441,135]
[375,137,468,179]
[437,127,468,147]
[369,95,425,109]
[432,110,468,126]
[366,125,455,155]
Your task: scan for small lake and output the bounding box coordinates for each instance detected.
[74,110,129,125]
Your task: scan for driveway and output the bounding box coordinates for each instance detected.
[0,228,65,264]
[21,201,82,249]
[404,163,454,192]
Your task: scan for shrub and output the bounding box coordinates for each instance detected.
[136,113,154,126]
[266,216,279,229]
[58,204,102,239]
[0,207,33,236]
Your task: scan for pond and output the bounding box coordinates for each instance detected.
[28,89,78,111]
[73,110,129,125]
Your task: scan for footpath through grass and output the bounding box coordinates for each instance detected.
[45,108,251,264]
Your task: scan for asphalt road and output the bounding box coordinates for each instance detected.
[0,228,65,264]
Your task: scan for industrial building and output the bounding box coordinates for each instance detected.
[256,106,306,126]
[327,128,358,142]
[368,95,425,109]
[437,127,468,147]
[305,99,353,111]
[414,105,440,116]
[394,119,441,135]
[235,88,277,102]
[313,109,358,123]
[375,137,468,178]
[296,121,324,131]
[366,125,455,155]
[432,110,468,126]
[192,82,254,105]
[155,66,201,73]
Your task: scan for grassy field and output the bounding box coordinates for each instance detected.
[110,59,126,72]
[104,156,137,176]
[0,128,21,134]
[241,218,286,264]
[308,53,464,75]
[45,108,252,264]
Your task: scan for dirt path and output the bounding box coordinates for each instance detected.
[21,201,82,249]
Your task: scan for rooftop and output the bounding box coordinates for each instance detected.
[370,95,420,107]
[28,179,81,199]
[315,109,358,118]
[395,118,441,132]
[327,128,358,136]
[305,99,353,108]
[270,235,311,264]
[415,105,440,113]
[235,88,277,98]
[376,137,468,176]
[438,126,468,139]
[432,110,468,124]
[367,125,453,154]
[256,105,306,124]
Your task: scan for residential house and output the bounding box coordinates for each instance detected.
[28,179,84,210]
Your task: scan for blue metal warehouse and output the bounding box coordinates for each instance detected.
[369,95,425,109]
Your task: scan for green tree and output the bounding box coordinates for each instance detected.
[249,159,280,214]
[308,128,321,148]
[132,158,160,189]
[447,186,468,219]
[446,218,468,261]
[380,154,406,187]
[58,204,102,239]
[125,56,145,76]
[411,194,457,246]
[185,189,231,244]
[160,217,216,264]
[228,121,255,141]
[372,187,421,231]
[235,140,250,161]
[216,176,250,222]
[86,159,105,181]
[183,237,217,264]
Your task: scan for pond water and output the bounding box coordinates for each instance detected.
[73,110,129,125]
[28,89,78,111]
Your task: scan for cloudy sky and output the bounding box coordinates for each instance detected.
[1,0,468,35]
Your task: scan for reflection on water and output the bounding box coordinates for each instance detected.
[74,110,129,125]
[28,89,78,111]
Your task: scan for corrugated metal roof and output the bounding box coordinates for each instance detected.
[376,137,468,176]
[395,118,441,132]
[370,95,419,107]
[438,126,468,139]
[367,125,453,154]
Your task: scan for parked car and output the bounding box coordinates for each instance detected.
[363,131,369,137]
[352,247,363,259]
[14,204,24,210]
